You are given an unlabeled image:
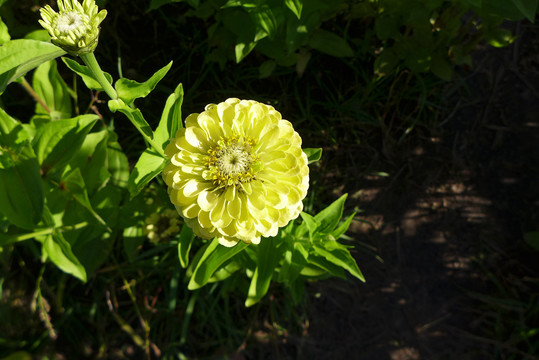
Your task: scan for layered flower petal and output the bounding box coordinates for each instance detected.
[163,99,309,247]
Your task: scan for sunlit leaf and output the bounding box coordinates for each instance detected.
[127,149,166,197]
[154,82,184,150]
[0,39,66,93]
[188,238,248,290]
[246,236,284,307]
[178,224,195,268]
[43,230,87,282]
[303,147,322,164]
[31,114,98,176]
[314,194,348,234]
[62,57,113,92]
[32,60,72,120]
[115,61,172,106]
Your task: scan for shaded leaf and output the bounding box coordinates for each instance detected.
[0,143,43,229]
[309,29,354,57]
[62,167,110,230]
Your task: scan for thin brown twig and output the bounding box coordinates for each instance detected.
[19,77,51,113]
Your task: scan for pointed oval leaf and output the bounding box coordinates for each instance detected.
[154,82,184,150]
[188,238,249,290]
[31,114,98,175]
[0,39,66,93]
[115,61,173,106]
[127,148,166,197]
[43,230,87,282]
[62,57,113,92]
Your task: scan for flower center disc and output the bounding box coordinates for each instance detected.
[216,143,251,175]
[206,137,259,188]
[56,11,84,33]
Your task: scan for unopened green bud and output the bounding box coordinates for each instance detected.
[39,0,107,55]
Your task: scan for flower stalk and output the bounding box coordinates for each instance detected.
[80,52,118,100]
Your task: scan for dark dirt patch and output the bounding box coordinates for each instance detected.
[256,21,539,360]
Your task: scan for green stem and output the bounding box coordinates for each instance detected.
[80,52,118,100]
[10,222,89,243]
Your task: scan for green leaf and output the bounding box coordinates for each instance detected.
[68,130,110,195]
[62,168,110,230]
[235,41,258,63]
[305,255,345,278]
[259,59,276,78]
[375,14,398,40]
[123,226,145,262]
[524,231,539,252]
[484,0,537,21]
[31,114,98,175]
[512,0,538,21]
[285,0,303,19]
[374,48,399,76]
[62,57,113,92]
[251,5,278,38]
[313,241,365,281]
[127,149,166,197]
[0,107,31,145]
[314,194,348,234]
[188,238,249,290]
[303,147,322,164]
[114,61,173,106]
[107,139,129,188]
[331,212,356,240]
[154,82,184,150]
[279,241,308,284]
[461,0,481,7]
[24,29,51,42]
[32,60,72,120]
[430,52,453,81]
[0,142,44,230]
[0,39,66,93]
[308,29,354,57]
[43,230,87,282]
[486,27,516,48]
[0,16,10,45]
[108,99,155,146]
[178,224,195,268]
[246,236,284,307]
[300,212,321,239]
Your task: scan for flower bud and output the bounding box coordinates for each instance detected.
[39,0,107,55]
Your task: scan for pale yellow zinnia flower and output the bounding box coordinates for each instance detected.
[163,98,309,247]
[39,0,107,55]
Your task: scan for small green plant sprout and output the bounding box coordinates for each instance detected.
[38,0,107,56]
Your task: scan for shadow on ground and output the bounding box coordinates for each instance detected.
[269,21,539,360]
